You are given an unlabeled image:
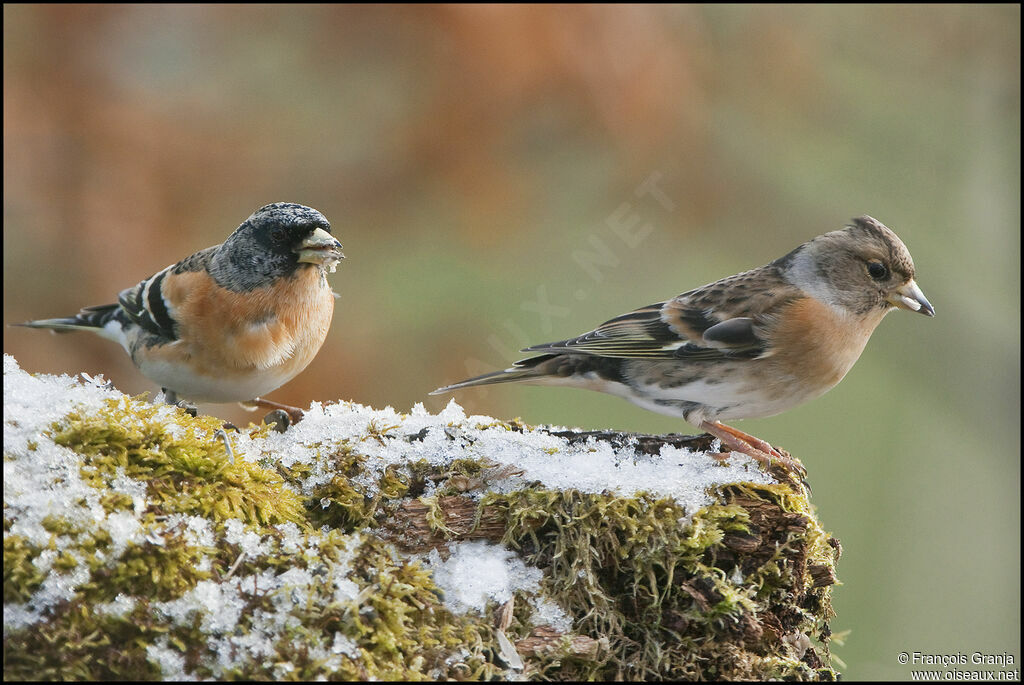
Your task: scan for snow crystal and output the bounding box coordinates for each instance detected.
[3,358,141,631]
[179,515,215,549]
[241,391,774,516]
[530,596,573,633]
[4,357,120,547]
[332,631,359,657]
[276,522,305,554]
[277,566,315,591]
[105,511,144,556]
[95,593,137,619]
[146,637,192,680]
[426,540,543,615]
[4,563,93,631]
[155,579,244,634]
[333,573,361,605]
[223,518,269,557]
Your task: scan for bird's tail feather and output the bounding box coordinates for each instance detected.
[13,304,120,333]
[430,355,555,395]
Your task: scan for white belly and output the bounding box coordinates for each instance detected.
[136,358,303,403]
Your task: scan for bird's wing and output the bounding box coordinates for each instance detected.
[522,266,799,361]
[116,245,218,342]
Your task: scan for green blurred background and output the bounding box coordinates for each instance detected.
[3,5,1019,679]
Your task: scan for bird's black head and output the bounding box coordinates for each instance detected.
[210,203,343,291]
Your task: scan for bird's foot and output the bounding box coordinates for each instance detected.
[162,389,198,417]
[262,409,293,433]
[700,420,807,481]
[240,397,305,431]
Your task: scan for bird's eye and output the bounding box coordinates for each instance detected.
[867,260,889,281]
[271,228,288,243]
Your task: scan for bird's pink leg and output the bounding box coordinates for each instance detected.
[699,420,806,477]
[241,397,305,425]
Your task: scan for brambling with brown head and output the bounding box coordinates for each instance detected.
[433,216,934,475]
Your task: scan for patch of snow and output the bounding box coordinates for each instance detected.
[425,540,543,615]
[4,352,778,674]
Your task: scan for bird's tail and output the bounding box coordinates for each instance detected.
[13,304,120,333]
[429,355,557,395]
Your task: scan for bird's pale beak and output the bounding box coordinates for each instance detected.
[296,227,345,271]
[887,279,935,316]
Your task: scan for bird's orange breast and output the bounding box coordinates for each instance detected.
[157,266,334,381]
[765,295,888,394]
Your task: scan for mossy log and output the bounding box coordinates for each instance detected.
[3,357,841,681]
[385,431,840,680]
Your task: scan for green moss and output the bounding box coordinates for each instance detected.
[53,397,305,527]
[95,535,213,601]
[448,458,488,477]
[4,518,494,680]
[4,388,837,680]
[339,537,500,681]
[3,602,164,681]
[4,534,47,603]
[304,445,416,532]
[458,483,839,680]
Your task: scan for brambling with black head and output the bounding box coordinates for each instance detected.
[432,216,934,477]
[16,202,344,424]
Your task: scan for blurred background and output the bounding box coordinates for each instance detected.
[3,5,1019,679]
